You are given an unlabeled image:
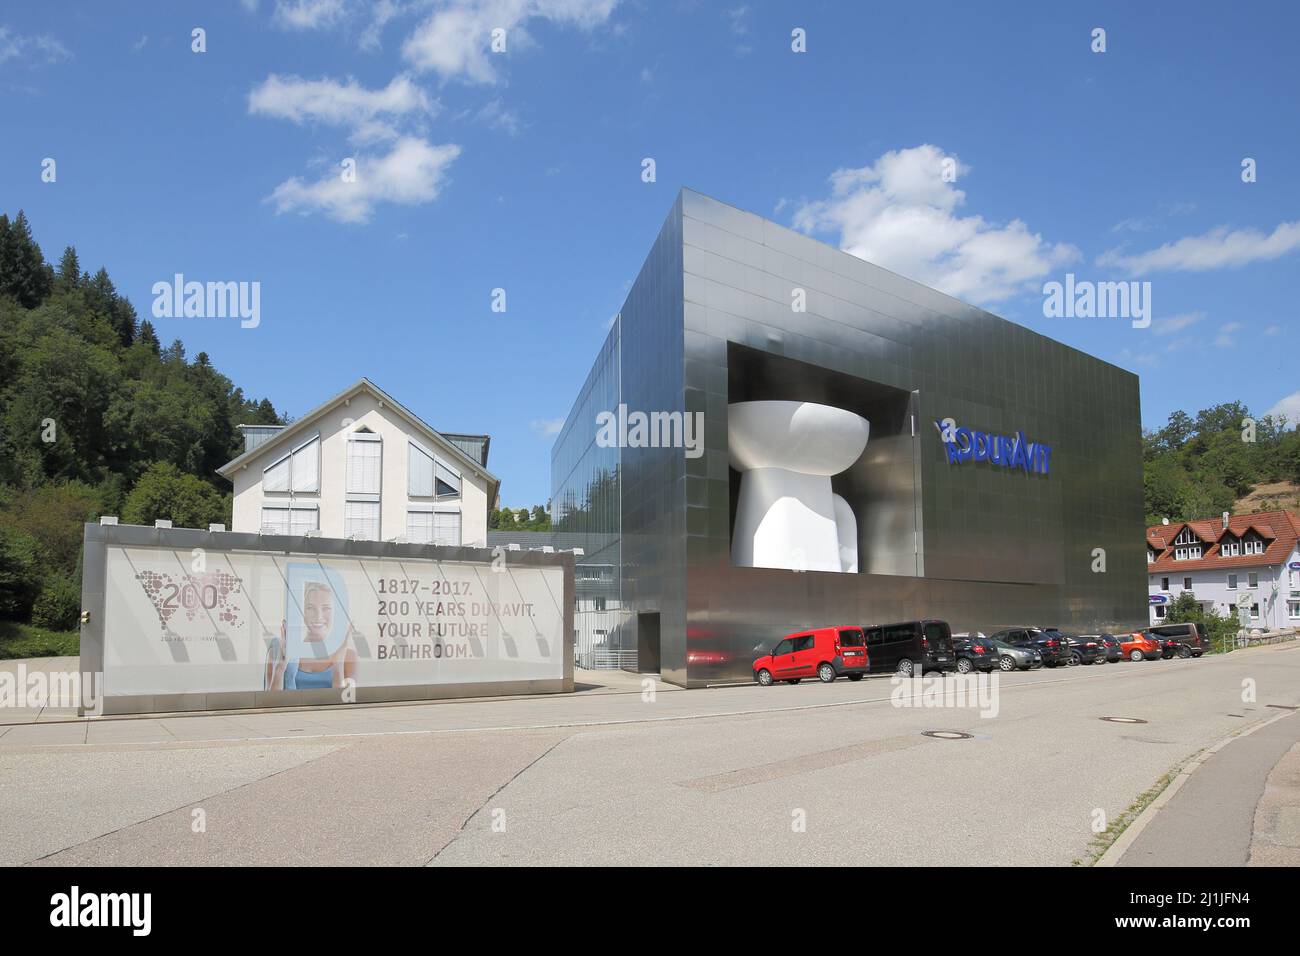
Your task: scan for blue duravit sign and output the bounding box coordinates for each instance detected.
[935,418,1053,476]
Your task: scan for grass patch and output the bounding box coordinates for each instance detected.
[0,620,80,660]
[1076,757,1198,865]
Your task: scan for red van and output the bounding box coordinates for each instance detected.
[753,626,868,685]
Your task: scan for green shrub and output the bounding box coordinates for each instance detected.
[30,573,81,631]
[0,524,41,619]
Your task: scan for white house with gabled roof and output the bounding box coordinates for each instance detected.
[217,378,499,548]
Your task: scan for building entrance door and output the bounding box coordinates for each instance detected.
[637,612,661,674]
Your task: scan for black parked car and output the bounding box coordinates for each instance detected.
[951,633,1001,673]
[1065,634,1107,665]
[1095,633,1123,663]
[988,627,1072,667]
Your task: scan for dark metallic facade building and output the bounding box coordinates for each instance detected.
[552,189,1146,688]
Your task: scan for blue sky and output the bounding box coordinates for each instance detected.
[3,0,1297,505]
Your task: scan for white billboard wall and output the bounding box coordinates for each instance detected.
[100,543,568,700]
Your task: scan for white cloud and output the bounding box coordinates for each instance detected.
[360,0,406,51]
[1267,391,1300,427]
[267,136,461,223]
[1213,321,1243,348]
[476,97,523,134]
[725,6,749,35]
[274,0,350,30]
[131,35,149,53]
[1153,311,1204,336]
[249,73,434,143]
[1265,324,1282,336]
[793,144,1078,305]
[1111,216,1153,234]
[1097,221,1300,275]
[402,0,619,84]
[0,26,71,65]
[531,417,565,437]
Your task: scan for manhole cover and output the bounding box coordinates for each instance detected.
[1100,716,1148,724]
[922,730,973,740]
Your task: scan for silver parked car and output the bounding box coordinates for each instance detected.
[989,637,1044,672]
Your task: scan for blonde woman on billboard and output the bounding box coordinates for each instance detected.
[265,580,358,690]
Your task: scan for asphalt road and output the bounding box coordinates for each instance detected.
[2,643,1297,866]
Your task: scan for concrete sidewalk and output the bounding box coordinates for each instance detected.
[1115,708,1300,866]
[0,656,680,732]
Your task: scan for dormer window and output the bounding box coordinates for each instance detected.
[1220,536,1239,557]
[1173,526,1199,546]
[1241,535,1264,555]
[1174,545,1201,561]
[1146,549,1155,564]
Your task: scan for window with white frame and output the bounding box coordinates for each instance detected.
[1221,539,1239,556]
[1227,573,1237,590]
[408,440,435,498]
[1147,550,1155,564]
[1154,605,1166,619]
[260,504,319,535]
[345,430,382,540]
[262,434,320,493]
[1289,600,1300,619]
[433,509,461,546]
[406,507,435,544]
[1248,571,1259,589]
[346,431,382,494]
[1175,546,1200,560]
[1250,603,1260,619]
[1161,577,1170,591]
[409,439,462,500]
[1290,568,1299,590]
[1174,526,1198,545]
[1183,577,1192,591]
[435,459,461,500]
[344,500,380,541]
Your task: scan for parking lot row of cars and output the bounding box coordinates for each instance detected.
[751,620,1209,685]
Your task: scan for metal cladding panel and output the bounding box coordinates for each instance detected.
[555,189,1146,688]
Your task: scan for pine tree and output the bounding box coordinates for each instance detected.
[0,215,9,290]
[56,246,81,292]
[0,210,53,308]
[137,319,161,353]
[109,295,137,347]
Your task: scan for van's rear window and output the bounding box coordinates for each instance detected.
[839,629,865,646]
[924,623,949,646]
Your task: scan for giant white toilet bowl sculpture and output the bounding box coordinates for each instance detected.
[729,400,869,573]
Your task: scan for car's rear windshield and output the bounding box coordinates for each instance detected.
[838,628,865,646]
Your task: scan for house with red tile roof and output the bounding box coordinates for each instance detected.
[1147,510,1300,629]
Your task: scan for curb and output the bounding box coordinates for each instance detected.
[1095,706,1299,866]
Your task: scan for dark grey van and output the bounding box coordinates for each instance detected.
[1146,622,1208,658]
[863,620,956,676]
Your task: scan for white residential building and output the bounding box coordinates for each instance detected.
[217,379,499,547]
[1147,510,1300,631]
